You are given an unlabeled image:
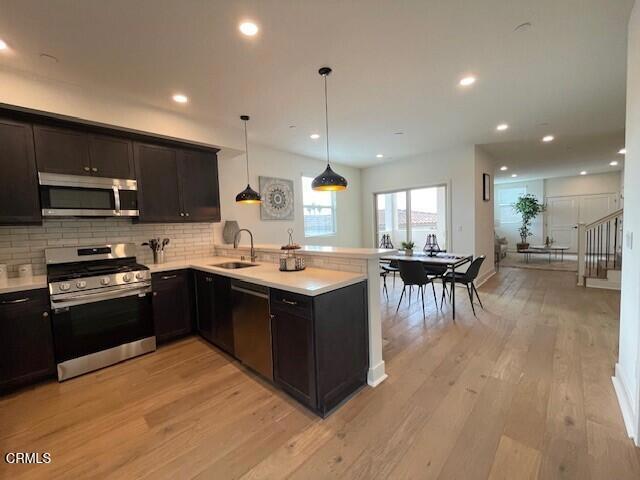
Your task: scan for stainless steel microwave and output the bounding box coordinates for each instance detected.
[38,172,139,217]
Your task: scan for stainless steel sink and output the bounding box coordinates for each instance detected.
[211,261,257,269]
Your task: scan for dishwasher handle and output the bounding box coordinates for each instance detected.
[231,284,269,299]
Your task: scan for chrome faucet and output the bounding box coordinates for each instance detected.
[233,229,256,262]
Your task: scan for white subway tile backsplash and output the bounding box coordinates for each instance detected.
[0,218,216,277]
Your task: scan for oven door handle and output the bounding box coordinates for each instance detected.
[51,285,152,310]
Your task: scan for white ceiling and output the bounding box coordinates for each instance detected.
[0,0,633,169]
[482,130,625,183]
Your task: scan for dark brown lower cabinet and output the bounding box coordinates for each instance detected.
[151,270,194,344]
[270,281,369,417]
[0,289,55,391]
[194,271,234,355]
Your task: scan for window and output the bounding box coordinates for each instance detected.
[375,185,448,250]
[302,176,336,237]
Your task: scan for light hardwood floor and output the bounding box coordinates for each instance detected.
[1,267,639,479]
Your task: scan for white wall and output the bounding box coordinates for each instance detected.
[474,146,496,281]
[360,144,495,280]
[544,172,622,197]
[614,1,640,446]
[0,67,363,248]
[361,145,475,253]
[494,180,545,248]
[217,144,362,247]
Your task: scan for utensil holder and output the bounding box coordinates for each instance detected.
[153,250,165,264]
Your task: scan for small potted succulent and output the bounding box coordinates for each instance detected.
[401,241,415,256]
[513,194,545,251]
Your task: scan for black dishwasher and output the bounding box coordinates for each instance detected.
[231,280,273,380]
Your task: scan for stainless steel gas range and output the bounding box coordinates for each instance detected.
[45,243,155,381]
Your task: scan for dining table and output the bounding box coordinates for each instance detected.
[380,251,473,320]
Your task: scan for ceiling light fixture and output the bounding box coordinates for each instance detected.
[496,123,509,131]
[580,171,587,175]
[0,39,8,50]
[500,166,508,171]
[239,22,259,36]
[235,115,261,204]
[311,67,348,192]
[511,174,518,178]
[459,76,476,87]
[542,135,554,142]
[172,93,188,104]
[310,133,320,140]
[376,154,384,158]
[610,160,619,166]
[618,148,626,154]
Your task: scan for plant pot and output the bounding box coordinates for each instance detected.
[517,242,530,251]
[405,249,414,256]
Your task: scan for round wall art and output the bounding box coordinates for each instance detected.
[259,176,295,220]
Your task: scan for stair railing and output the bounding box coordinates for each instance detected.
[577,208,623,286]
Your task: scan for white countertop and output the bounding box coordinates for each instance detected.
[0,275,48,295]
[216,243,396,259]
[147,256,367,296]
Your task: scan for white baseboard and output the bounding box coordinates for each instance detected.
[612,363,639,446]
[367,361,388,387]
[475,269,496,288]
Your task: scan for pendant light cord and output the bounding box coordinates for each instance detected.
[323,73,330,167]
[243,118,250,184]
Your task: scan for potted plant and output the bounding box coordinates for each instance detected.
[401,241,415,256]
[513,194,545,251]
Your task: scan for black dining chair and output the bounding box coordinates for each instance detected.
[441,256,485,316]
[381,260,400,287]
[380,269,389,300]
[424,265,449,298]
[395,260,438,320]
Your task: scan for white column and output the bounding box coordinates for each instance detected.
[577,222,586,286]
[366,257,387,386]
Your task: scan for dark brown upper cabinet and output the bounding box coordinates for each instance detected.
[34,125,135,179]
[88,134,135,179]
[134,142,183,223]
[0,119,42,225]
[135,142,221,223]
[34,125,91,176]
[178,149,221,222]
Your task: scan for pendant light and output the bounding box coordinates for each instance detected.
[235,115,261,204]
[312,67,348,191]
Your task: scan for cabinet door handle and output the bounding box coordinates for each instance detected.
[153,292,158,296]
[42,311,49,318]
[205,277,213,283]
[83,166,90,172]
[281,299,298,306]
[185,212,190,217]
[91,167,98,173]
[0,297,30,304]
[180,212,185,217]
[161,275,177,280]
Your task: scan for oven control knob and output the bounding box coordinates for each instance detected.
[59,282,71,292]
[100,276,111,286]
[123,273,133,283]
[135,272,145,280]
[76,280,87,289]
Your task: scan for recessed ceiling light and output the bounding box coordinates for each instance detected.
[0,39,8,51]
[496,123,509,131]
[511,174,518,178]
[376,154,384,158]
[610,160,619,166]
[459,76,476,87]
[618,148,626,154]
[500,166,508,171]
[310,133,320,140]
[172,93,188,104]
[542,135,554,142]
[239,22,259,36]
[580,171,587,175]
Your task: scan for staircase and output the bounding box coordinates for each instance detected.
[577,209,623,290]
